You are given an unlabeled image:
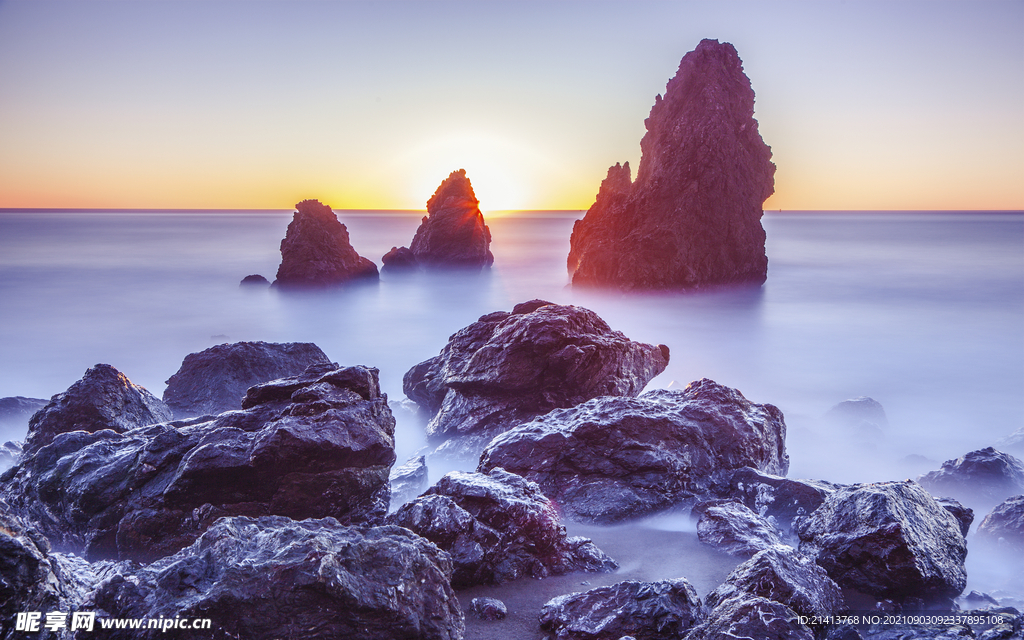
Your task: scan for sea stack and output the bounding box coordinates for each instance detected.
[568,39,775,290]
[273,199,378,288]
[381,169,493,270]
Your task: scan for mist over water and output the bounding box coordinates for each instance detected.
[1,210,1023,607]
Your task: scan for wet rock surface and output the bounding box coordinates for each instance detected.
[479,379,788,523]
[273,199,379,287]
[976,494,1024,552]
[401,169,494,269]
[162,340,331,418]
[386,468,616,588]
[23,364,172,455]
[567,39,775,291]
[694,500,785,557]
[709,466,838,538]
[90,516,464,640]
[796,480,967,608]
[1,363,395,562]
[538,578,703,640]
[389,454,429,509]
[404,300,669,454]
[469,596,507,621]
[919,447,1024,511]
[704,544,845,619]
[687,593,813,640]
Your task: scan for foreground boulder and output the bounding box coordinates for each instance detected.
[686,593,813,640]
[90,516,464,640]
[976,494,1024,552]
[386,468,616,588]
[919,447,1024,511]
[23,364,172,454]
[538,579,703,640]
[704,544,845,619]
[1,363,395,562]
[694,500,784,557]
[796,480,967,609]
[384,169,493,271]
[567,39,774,290]
[162,341,331,418]
[273,199,378,287]
[404,300,669,455]
[479,379,788,523]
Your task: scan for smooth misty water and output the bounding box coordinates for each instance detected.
[1,210,1023,624]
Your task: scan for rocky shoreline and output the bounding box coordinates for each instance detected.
[1,301,1022,639]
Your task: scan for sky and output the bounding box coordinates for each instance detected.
[0,0,1021,212]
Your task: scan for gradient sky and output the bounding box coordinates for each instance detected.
[1,0,1021,211]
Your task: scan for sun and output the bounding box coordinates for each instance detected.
[396,132,542,212]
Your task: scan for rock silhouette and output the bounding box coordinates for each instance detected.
[273,199,378,287]
[382,169,493,270]
[568,39,775,290]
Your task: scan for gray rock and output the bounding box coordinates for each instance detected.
[386,468,616,588]
[0,440,23,471]
[704,544,845,619]
[469,597,507,621]
[404,300,668,455]
[796,480,967,608]
[567,40,774,291]
[686,593,813,640]
[694,500,785,557]
[976,494,1024,552]
[1,363,395,562]
[479,379,788,523]
[709,466,839,538]
[162,340,331,418]
[23,364,172,454]
[90,516,464,640]
[919,447,1024,511]
[0,396,47,431]
[389,455,429,509]
[273,199,379,288]
[539,579,703,640]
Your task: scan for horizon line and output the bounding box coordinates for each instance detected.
[1,207,1022,215]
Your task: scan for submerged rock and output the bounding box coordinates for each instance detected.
[976,494,1024,552]
[162,340,331,418]
[23,364,172,454]
[567,39,774,290]
[919,447,1024,510]
[389,454,429,509]
[1,363,396,562]
[386,468,616,588]
[796,480,967,608]
[479,379,789,523]
[273,199,378,287]
[404,300,668,455]
[381,245,418,271]
[239,273,270,287]
[823,396,889,439]
[704,544,845,619]
[408,169,494,269]
[90,516,464,640]
[538,579,703,640]
[694,500,785,557]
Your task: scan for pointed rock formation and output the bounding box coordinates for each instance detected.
[273,199,378,287]
[568,39,775,290]
[382,169,493,270]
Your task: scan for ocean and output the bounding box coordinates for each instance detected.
[1,209,1022,632]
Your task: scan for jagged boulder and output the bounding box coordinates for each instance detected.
[567,39,774,290]
[694,500,785,557]
[89,516,464,640]
[389,455,429,509]
[976,494,1024,552]
[708,466,839,538]
[23,364,171,455]
[704,544,845,619]
[390,169,493,270]
[404,300,669,455]
[273,199,378,287]
[538,579,703,640]
[386,468,616,588]
[796,481,967,608]
[919,447,1024,511]
[479,379,788,523]
[1,363,396,562]
[686,593,813,640]
[162,341,331,418]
